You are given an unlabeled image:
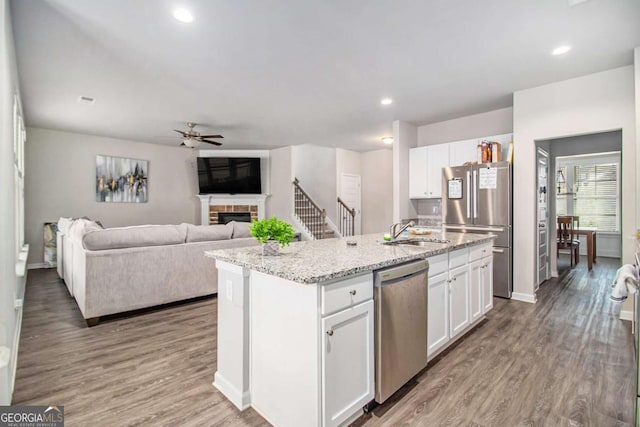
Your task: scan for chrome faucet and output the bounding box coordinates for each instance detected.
[390,220,415,239]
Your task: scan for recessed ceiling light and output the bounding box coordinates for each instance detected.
[380,98,393,106]
[552,45,571,56]
[77,96,96,105]
[173,8,194,23]
[381,137,394,145]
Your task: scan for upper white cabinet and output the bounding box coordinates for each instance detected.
[410,134,513,199]
[449,139,478,167]
[409,146,428,199]
[426,144,449,198]
[409,144,449,199]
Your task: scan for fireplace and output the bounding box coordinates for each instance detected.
[218,212,252,224]
[197,194,267,225]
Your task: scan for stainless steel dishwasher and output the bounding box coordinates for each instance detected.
[374,259,429,404]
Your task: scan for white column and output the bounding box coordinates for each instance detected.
[213,261,251,410]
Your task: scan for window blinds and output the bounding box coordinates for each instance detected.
[573,163,618,232]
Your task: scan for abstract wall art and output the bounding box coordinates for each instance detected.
[96,155,148,203]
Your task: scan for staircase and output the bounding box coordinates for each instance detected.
[293,178,336,240]
[337,197,356,237]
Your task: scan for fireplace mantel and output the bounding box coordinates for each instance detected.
[197,194,267,225]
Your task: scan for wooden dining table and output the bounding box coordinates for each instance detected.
[574,226,597,271]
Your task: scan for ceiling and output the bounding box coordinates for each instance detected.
[10,0,640,151]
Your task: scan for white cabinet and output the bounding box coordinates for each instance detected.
[426,144,449,198]
[449,265,470,339]
[449,139,478,167]
[409,146,428,198]
[427,245,493,359]
[322,300,374,427]
[427,271,449,356]
[409,144,449,199]
[482,255,494,312]
[469,259,483,323]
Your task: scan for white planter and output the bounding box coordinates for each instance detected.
[263,241,280,256]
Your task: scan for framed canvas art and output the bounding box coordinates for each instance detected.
[96,155,148,203]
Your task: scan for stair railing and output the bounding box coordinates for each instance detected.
[293,178,326,240]
[337,197,355,237]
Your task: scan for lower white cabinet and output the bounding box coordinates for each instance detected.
[469,259,483,323]
[322,300,374,427]
[449,265,470,339]
[427,245,494,359]
[482,255,494,312]
[427,272,449,356]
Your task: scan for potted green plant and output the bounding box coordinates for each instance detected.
[249,216,296,256]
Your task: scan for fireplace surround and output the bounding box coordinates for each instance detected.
[197,194,266,225]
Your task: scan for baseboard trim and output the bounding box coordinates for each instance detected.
[213,372,251,410]
[619,310,633,321]
[27,263,52,270]
[511,292,537,304]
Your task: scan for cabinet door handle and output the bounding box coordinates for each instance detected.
[454,277,457,281]
[349,289,357,296]
[326,329,334,336]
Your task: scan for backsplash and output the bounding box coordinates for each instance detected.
[415,199,442,227]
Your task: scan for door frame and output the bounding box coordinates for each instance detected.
[536,148,550,287]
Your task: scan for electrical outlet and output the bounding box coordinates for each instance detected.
[226,280,233,301]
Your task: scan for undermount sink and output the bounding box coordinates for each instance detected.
[383,238,451,246]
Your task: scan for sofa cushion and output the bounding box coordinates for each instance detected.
[231,221,252,238]
[83,224,188,250]
[68,218,103,243]
[185,223,233,243]
[57,217,74,234]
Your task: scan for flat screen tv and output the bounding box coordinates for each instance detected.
[197,157,262,194]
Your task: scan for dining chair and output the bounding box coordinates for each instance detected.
[557,216,580,268]
[571,215,580,230]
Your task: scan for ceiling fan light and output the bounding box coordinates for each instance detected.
[183,138,200,148]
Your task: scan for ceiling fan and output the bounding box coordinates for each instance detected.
[174,122,224,148]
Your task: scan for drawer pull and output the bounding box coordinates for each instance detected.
[349,289,357,296]
[326,329,334,336]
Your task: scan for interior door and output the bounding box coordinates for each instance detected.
[340,173,361,235]
[536,148,550,287]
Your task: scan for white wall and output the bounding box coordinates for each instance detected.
[25,128,200,264]
[513,66,636,303]
[291,144,337,221]
[392,120,417,222]
[636,47,640,226]
[266,146,292,221]
[0,0,22,404]
[417,107,513,146]
[362,149,393,234]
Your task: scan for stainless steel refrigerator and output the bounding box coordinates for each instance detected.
[442,161,512,298]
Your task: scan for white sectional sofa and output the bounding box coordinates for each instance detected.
[57,220,258,326]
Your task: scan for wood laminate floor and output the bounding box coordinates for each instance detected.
[14,256,634,426]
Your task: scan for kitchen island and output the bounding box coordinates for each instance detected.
[206,232,495,427]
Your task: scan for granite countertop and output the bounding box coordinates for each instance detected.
[205,231,495,285]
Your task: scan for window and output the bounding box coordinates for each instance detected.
[573,163,618,232]
[13,96,26,255]
[555,153,620,233]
